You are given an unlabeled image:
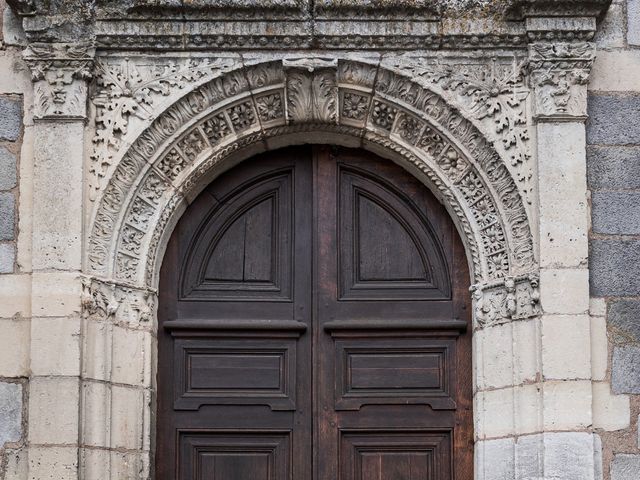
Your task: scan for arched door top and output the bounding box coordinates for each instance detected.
[86,57,538,317]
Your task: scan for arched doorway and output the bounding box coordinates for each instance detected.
[156,145,473,479]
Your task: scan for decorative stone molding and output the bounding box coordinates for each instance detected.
[85,57,536,288]
[471,274,541,328]
[24,43,95,120]
[528,42,596,120]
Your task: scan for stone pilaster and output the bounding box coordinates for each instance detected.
[24,42,95,480]
[516,26,598,480]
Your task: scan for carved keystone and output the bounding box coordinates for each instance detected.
[283,58,339,124]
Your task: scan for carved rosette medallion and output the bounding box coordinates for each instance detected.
[528,42,595,120]
[24,43,95,120]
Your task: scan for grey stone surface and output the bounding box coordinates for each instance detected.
[594,2,625,47]
[0,192,15,241]
[609,300,640,345]
[0,146,17,190]
[591,191,640,235]
[612,346,640,394]
[587,94,640,145]
[630,0,640,46]
[0,382,22,446]
[611,454,640,480]
[0,97,22,142]
[587,146,640,190]
[590,239,640,296]
[476,437,515,480]
[0,243,15,273]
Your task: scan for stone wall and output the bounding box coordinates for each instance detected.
[589,0,640,478]
[0,0,31,477]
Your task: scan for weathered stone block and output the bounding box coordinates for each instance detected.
[28,446,78,480]
[0,192,15,240]
[608,300,640,344]
[592,191,640,235]
[543,380,592,430]
[540,268,589,314]
[0,146,17,190]
[612,346,640,394]
[587,94,640,145]
[475,437,515,480]
[0,242,15,273]
[0,97,22,142]
[542,315,591,380]
[30,317,81,376]
[0,382,22,446]
[594,3,626,47]
[28,377,79,444]
[0,318,30,378]
[611,454,640,480]
[629,0,640,46]
[590,239,640,296]
[592,382,630,431]
[587,146,640,189]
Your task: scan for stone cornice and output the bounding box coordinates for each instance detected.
[8,0,611,50]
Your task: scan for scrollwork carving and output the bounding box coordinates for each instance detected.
[81,276,156,326]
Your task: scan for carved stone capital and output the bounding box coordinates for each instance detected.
[471,273,541,328]
[528,42,595,121]
[81,276,156,327]
[24,42,95,120]
[283,58,338,124]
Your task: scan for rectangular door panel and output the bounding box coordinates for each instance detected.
[178,431,290,480]
[340,430,452,480]
[172,336,299,411]
[333,337,457,411]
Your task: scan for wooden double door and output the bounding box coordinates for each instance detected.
[156,146,473,479]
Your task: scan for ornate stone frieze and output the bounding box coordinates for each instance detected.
[90,56,240,199]
[471,274,541,328]
[528,42,595,120]
[81,276,156,327]
[24,43,95,120]
[87,57,536,286]
[384,56,534,202]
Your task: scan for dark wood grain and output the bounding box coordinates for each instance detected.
[156,145,473,480]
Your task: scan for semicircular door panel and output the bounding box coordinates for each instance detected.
[181,170,293,302]
[339,166,451,301]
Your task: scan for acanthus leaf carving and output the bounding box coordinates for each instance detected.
[387,56,534,203]
[283,58,338,124]
[528,42,595,119]
[90,57,238,200]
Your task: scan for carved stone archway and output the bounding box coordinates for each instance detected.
[87,57,540,327]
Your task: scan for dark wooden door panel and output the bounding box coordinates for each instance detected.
[178,431,290,480]
[156,145,472,480]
